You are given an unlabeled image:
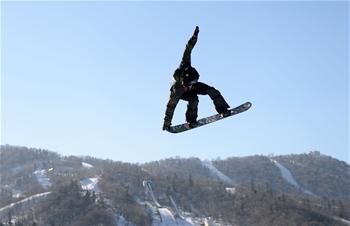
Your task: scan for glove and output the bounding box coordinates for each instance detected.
[194,26,199,36]
[182,84,194,92]
[162,121,171,131]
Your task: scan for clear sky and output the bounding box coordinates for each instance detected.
[1,1,349,163]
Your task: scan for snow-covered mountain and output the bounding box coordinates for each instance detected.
[1,145,349,226]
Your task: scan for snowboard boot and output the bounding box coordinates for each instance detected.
[188,121,198,128]
[163,120,172,131]
[217,107,231,117]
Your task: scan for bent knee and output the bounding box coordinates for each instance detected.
[207,87,221,98]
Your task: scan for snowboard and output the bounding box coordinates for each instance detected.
[166,101,252,134]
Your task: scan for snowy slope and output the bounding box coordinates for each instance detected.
[143,180,161,207]
[143,180,201,225]
[202,160,237,196]
[169,195,183,218]
[158,208,176,225]
[0,192,51,219]
[80,177,100,193]
[154,207,197,226]
[271,159,316,196]
[225,187,236,195]
[333,216,350,226]
[202,160,234,185]
[33,169,51,189]
[82,162,94,168]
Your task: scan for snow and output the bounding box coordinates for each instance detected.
[271,159,299,187]
[225,187,236,195]
[271,159,316,196]
[154,208,195,226]
[80,177,100,193]
[0,192,51,215]
[142,180,198,225]
[202,160,234,185]
[176,217,198,226]
[158,208,177,225]
[143,180,161,207]
[82,162,94,168]
[33,169,51,189]
[169,195,183,218]
[333,216,350,226]
[12,188,23,198]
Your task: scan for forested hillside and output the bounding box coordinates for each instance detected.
[1,145,349,226]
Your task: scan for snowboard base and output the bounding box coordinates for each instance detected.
[166,101,252,133]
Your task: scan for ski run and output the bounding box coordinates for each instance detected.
[0,192,51,219]
[33,169,51,189]
[270,159,316,196]
[202,160,234,185]
[80,177,100,193]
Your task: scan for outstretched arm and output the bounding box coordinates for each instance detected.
[179,26,199,68]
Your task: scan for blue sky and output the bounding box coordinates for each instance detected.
[1,1,348,163]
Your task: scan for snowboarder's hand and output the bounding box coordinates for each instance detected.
[194,26,199,36]
[162,121,171,131]
[182,85,193,91]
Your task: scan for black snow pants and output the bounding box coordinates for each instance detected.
[164,82,230,124]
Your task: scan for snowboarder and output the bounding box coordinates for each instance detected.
[162,26,230,131]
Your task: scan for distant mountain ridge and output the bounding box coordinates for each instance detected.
[1,145,349,226]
